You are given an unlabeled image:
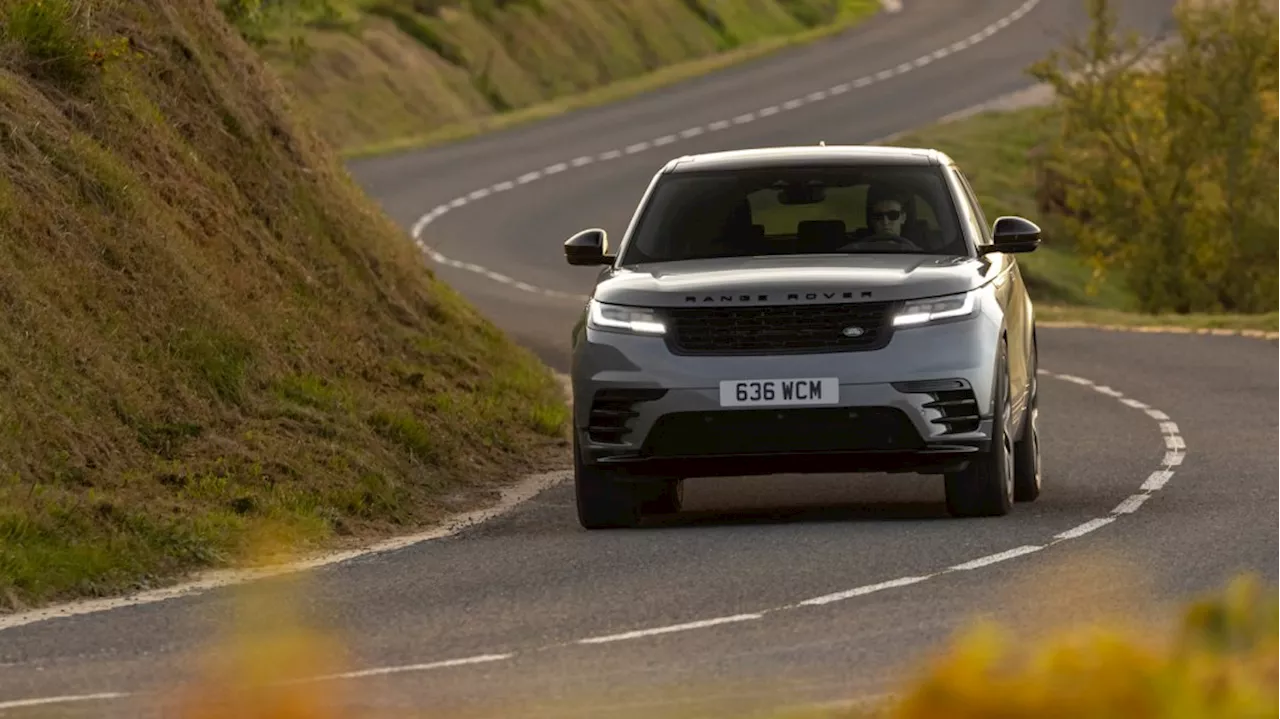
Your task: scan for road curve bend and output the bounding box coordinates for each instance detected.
[3,1,1276,717]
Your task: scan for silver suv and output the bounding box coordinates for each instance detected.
[563,145,1043,529]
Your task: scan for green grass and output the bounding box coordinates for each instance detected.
[236,0,880,156]
[886,104,1275,334]
[0,0,569,611]
[886,105,1132,307]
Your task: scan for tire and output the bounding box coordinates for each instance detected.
[1013,346,1042,503]
[574,433,645,529]
[944,339,1015,518]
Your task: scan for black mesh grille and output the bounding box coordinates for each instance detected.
[923,387,981,434]
[665,301,894,355]
[641,406,923,458]
[586,388,667,444]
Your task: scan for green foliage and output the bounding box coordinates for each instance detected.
[0,0,131,86]
[1027,0,1279,314]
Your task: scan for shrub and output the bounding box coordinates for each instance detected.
[886,574,1278,719]
[1027,0,1278,314]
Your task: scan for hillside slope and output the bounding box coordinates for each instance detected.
[0,0,567,610]
[230,0,879,154]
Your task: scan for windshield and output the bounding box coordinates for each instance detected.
[618,164,968,264]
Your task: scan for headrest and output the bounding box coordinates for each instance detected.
[797,219,847,246]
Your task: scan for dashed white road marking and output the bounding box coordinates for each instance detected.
[948,545,1043,571]
[797,576,931,606]
[0,693,133,711]
[0,370,1188,711]
[577,614,764,645]
[410,0,1043,296]
[1141,470,1173,492]
[295,653,514,683]
[1053,516,1114,541]
[1112,494,1149,515]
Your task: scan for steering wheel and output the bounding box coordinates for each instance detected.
[851,231,924,252]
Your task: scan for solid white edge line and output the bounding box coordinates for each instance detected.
[0,470,573,631]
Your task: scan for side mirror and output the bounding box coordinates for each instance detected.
[564,228,613,266]
[981,216,1042,254]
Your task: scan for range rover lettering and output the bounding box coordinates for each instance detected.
[564,145,1043,529]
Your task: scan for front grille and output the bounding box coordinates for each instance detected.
[641,406,923,458]
[586,388,666,444]
[665,301,894,356]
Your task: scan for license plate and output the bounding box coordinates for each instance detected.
[718,378,840,407]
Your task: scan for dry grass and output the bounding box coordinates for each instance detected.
[0,0,568,611]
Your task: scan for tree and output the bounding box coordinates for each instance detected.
[1028,0,1278,314]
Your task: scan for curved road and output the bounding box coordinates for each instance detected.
[2,0,1276,716]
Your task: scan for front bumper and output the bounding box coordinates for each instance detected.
[572,311,1002,478]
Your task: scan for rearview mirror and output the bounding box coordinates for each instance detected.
[776,182,826,205]
[564,228,613,266]
[980,216,1041,254]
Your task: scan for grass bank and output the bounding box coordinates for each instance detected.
[223,0,881,156]
[0,0,568,612]
[887,105,1278,335]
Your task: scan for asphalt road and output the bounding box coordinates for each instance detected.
[3,0,1276,716]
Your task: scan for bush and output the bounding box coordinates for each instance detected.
[886,574,1278,719]
[1027,0,1278,314]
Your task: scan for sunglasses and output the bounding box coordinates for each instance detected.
[870,209,903,221]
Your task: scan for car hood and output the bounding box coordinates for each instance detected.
[594,254,991,308]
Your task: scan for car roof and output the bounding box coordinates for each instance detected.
[663,144,952,173]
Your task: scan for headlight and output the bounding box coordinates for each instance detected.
[893,290,978,327]
[588,300,667,335]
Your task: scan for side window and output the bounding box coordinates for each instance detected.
[951,168,991,245]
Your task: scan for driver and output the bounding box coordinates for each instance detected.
[843,184,922,251]
[869,197,906,238]
[866,185,908,238]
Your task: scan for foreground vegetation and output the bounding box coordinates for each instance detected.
[106,571,1274,717]
[218,0,880,155]
[881,576,1277,719]
[0,0,567,611]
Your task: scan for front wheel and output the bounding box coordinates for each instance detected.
[574,435,645,529]
[944,340,1015,518]
[1013,351,1042,502]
